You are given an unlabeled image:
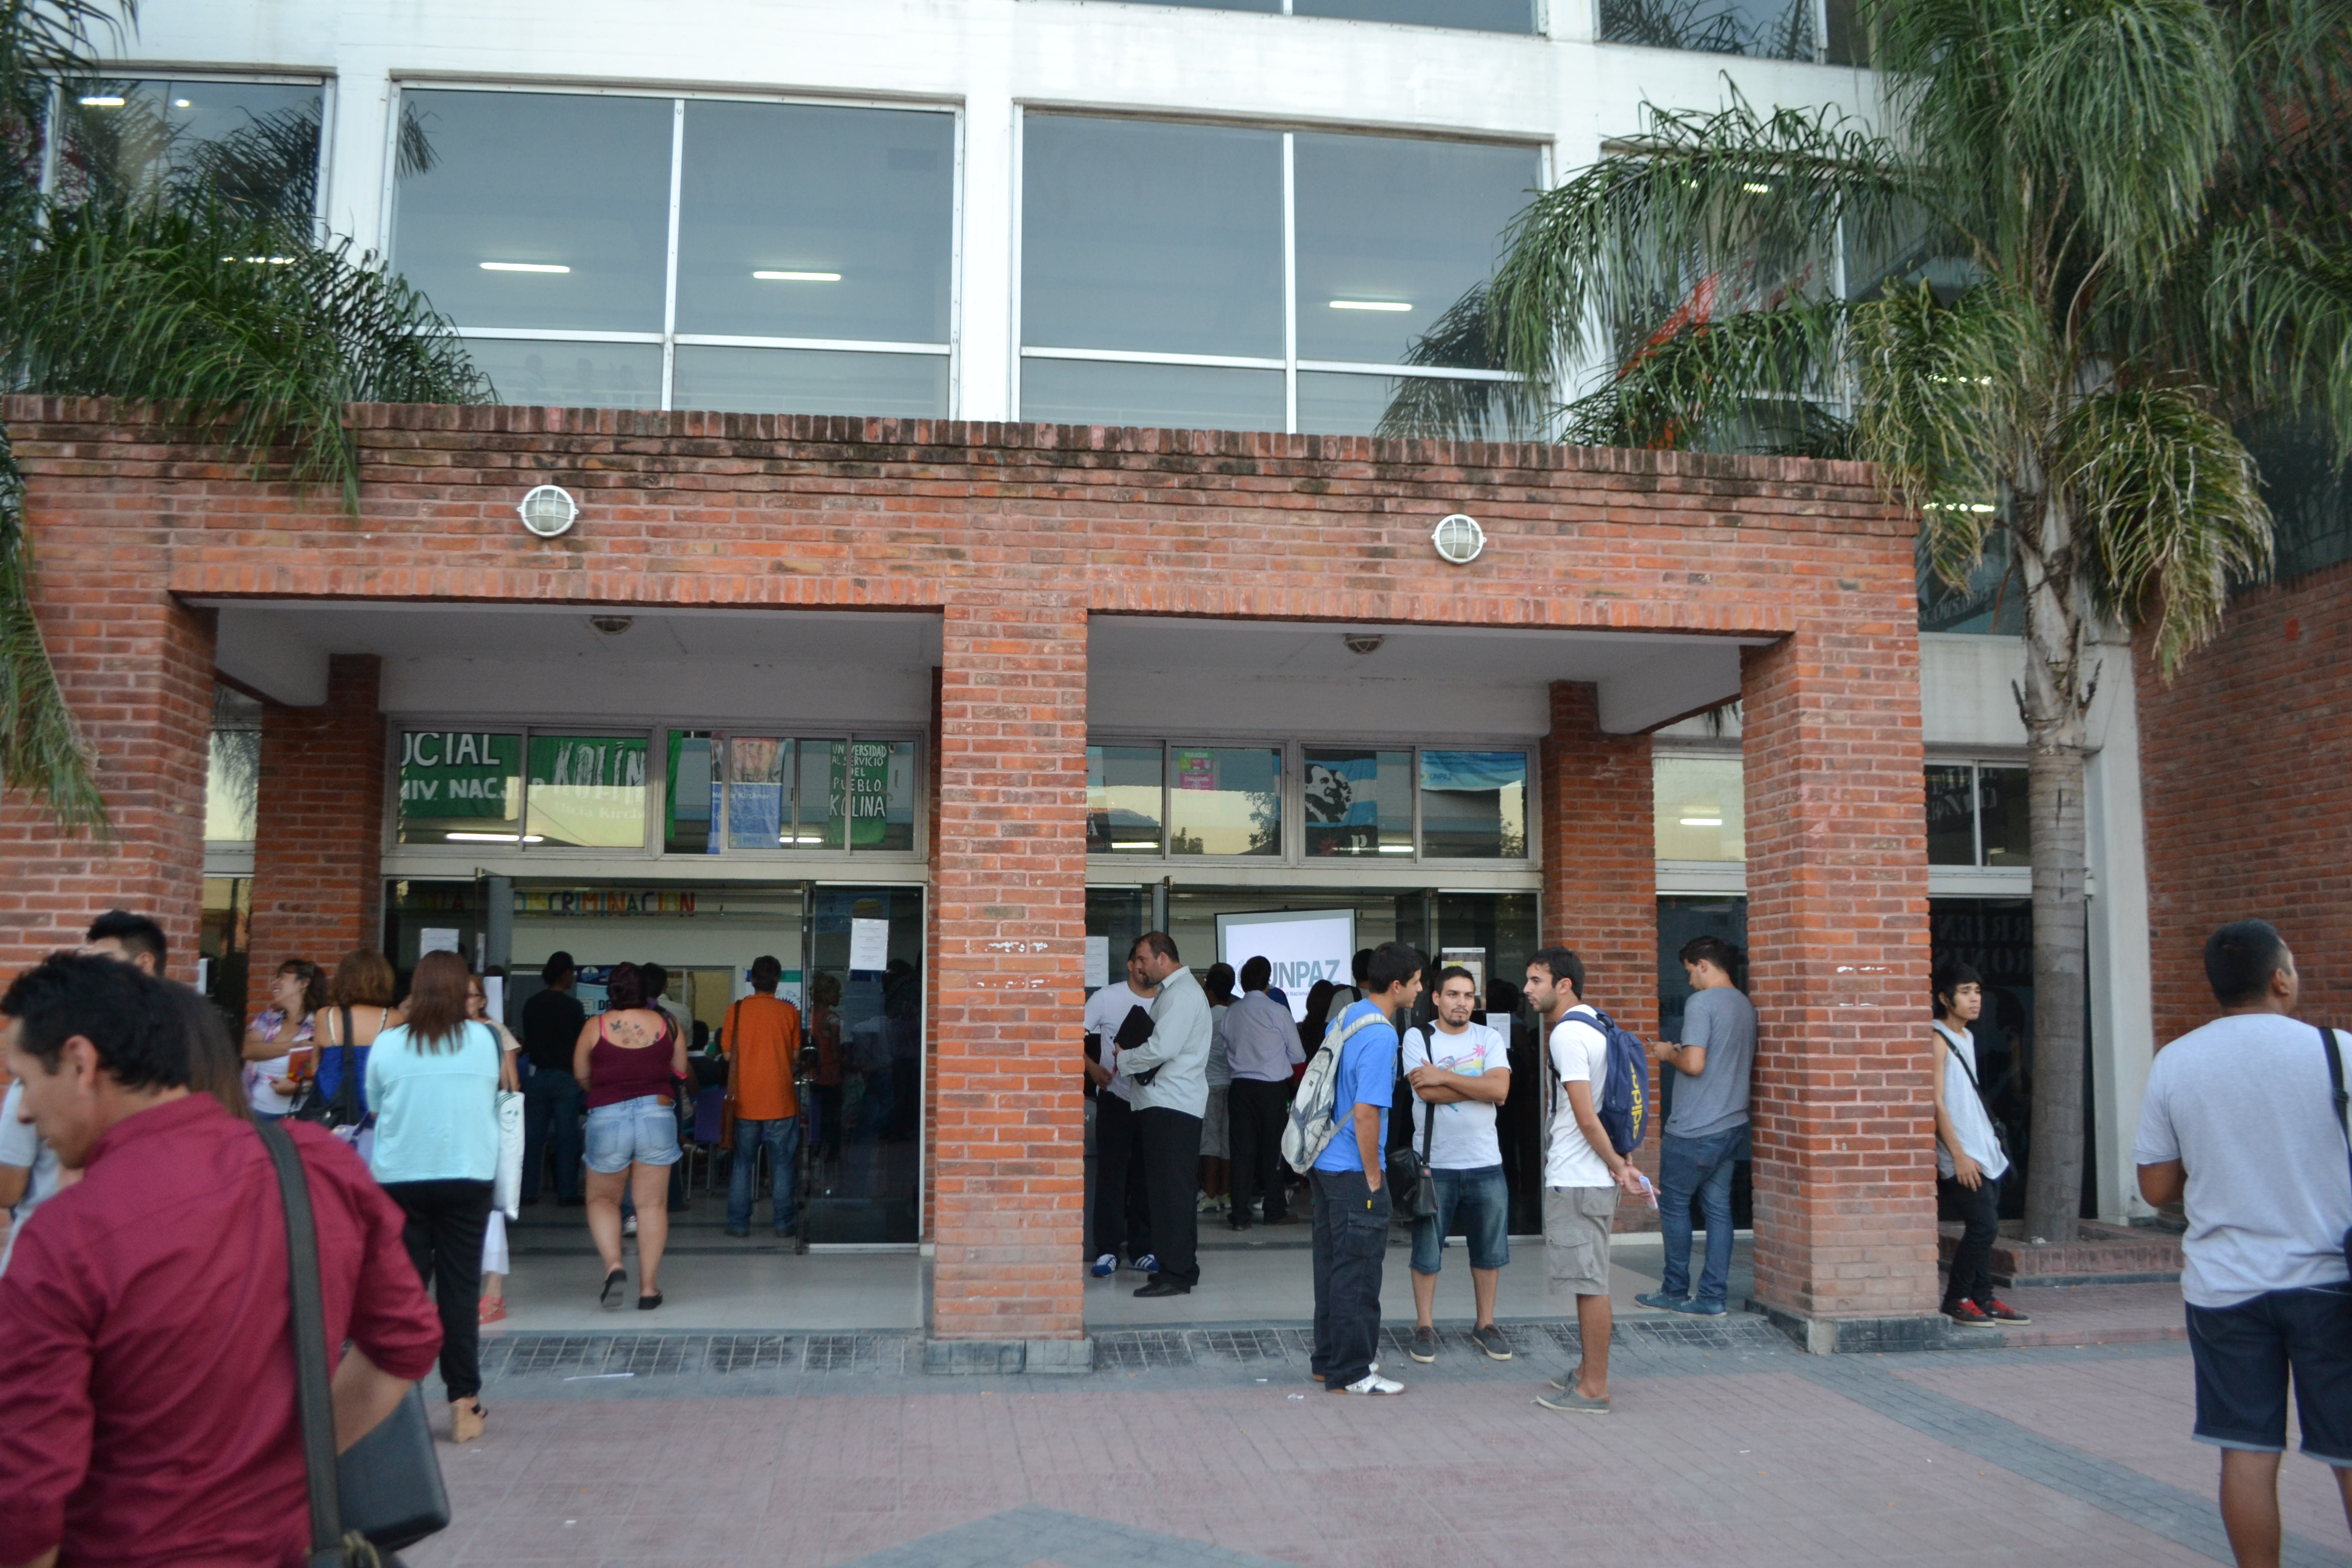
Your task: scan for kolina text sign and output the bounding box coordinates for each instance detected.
[1215,908,1358,1023]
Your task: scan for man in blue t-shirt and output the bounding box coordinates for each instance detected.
[1309,940,1426,1396]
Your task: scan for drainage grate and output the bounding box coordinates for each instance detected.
[706,1335,799,1374]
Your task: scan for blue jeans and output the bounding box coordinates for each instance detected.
[1409,1165,1511,1275]
[728,1116,801,1234]
[1658,1125,1748,1306]
[521,1067,584,1202]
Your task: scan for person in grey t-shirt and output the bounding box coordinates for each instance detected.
[1635,936,1756,1316]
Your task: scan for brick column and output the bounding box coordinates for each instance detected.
[1741,624,1939,1350]
[245,655,386,1012]
[1537,681,1661,1223]
[927,592,1088,1352]
[0,546,212,981]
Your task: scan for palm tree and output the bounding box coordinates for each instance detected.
[0,0,485,834]
[1443,0,2351,1242]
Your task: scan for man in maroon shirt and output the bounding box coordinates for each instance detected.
[0,953,443,1568]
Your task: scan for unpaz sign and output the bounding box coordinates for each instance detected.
[518,889,698,917]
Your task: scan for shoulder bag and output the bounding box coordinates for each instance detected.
[257,1119,450,1566]
[1386,1026,1439,1221]
[292,1008,362,1130]
[2320,1025,2352,1275]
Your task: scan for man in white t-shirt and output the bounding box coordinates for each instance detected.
[1931,960,2030,1330]
[2135,920,2352,1564]
[1402,965,1513,1365]
[0,1072,64,1276]
[1524,947,1645,1415]
[1083,945,1158,1278]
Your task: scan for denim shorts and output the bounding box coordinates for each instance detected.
[584,1095,682,1173]
[1410,1165,1511,1275]
[2187,1285,2352,1463]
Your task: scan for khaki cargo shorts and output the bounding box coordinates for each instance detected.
[1543,1185,1620,1299]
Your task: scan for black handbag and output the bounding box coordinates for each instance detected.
[258,1120,451,1566]
[1386,1029,1439,1222]
[2320,1025,2352,1275]
[291,1007,363,1131]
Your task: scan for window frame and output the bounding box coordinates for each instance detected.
[1016,0,1545,35]
[384,80,963,414]
[1591,0,1834,63]
[676,729,928,861]
[43,70,335,228]
[1924,755,2032,870]
[1013,108,1549,433]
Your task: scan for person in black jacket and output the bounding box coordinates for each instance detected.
[520,952,587,1205]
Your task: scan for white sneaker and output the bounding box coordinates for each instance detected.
[623,1215,639,1237]
[1339,1372,1405,1395]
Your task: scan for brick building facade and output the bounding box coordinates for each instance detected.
[1,396,1937,1348]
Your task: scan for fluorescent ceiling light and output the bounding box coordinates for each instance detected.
[1112,841,1158,850]
[1679,816,1724,827]
[752,270,841,282]
[1377,844,1415,853]
[443,831,546,843]
[78,95,125,107]
[1743,183,1772,194]
[174,98,191,108]
[480,261,570,274]
[220,255,296,264]
[1329,300,1411,312]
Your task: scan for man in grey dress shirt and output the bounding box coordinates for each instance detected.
[1117,932,1214,1297]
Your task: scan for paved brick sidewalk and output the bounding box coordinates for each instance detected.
[403,1328,2352,1568]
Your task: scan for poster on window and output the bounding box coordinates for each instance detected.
[1302,754,1380,828]
[398,731,521,819]
[831,742,895,847]
[1175,750,1216,791]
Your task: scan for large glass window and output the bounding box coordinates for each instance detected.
[1599,0,1822,61]
[1928,762,2031,867]
[392,89,954,415]
[1021,114,1539,433]
[1089,744,1166,854]
[652,731,921,855]
[1654,753,1746,861]
[54,78,324,220]
[205,687,262,843]
[397,730,525,845]
[526,736,649,848]
[1170,747,1283,856]
[1421,751,1529,859]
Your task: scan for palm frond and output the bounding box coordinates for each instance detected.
[2060,385,2273,675]
[2204,225,2352,460]
[0,426,105,833]
[1556,294,1847,453]
[1373,284,1549,442]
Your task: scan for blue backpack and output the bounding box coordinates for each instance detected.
[1561,1006,1650,1156]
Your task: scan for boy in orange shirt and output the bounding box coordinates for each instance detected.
[722,955,804,1237]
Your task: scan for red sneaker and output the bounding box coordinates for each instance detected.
[1976,1298,2032,1324]
[1943,1300,1998,1329]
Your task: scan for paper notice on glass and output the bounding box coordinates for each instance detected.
[483,975,507,1024]
[1084,935,1110,990]
[849,918,891,973]
[420,928,461,958]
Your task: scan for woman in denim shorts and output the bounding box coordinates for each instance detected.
[574,962,688,1310]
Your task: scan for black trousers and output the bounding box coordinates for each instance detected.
[385,1178,494,1402]
[1093,1093,1150,1262]
[1310,1167,1389,1388]
[1228,1078,1292,1222]
[1938,1170,2001,1308]
[1136,1106,1204,1288]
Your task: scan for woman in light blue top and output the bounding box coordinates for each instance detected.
[364,948,502,1444]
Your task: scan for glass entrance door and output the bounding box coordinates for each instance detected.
[803,886,925,1244]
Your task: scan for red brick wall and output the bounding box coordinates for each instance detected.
[0,531,212,982]
[2141,558,2352,1042]
[1741,623,1938,1322]
[6,397,1930,1337]
[243,655,386,1016]
[1538,680,1663,1226]
[928,595,1088,1341]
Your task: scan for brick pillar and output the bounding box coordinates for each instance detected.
[0,551,211,981]
[245,655,386,1013]
[1741,624,1939,1349]
[927,592,1087,1346]
[1537,681,1660,1223]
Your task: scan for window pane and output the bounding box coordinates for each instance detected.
[1598,0,1818,59]
[397,730,522,844]
[797,740,846,848]
[726,737,792,850]
[1303,748,1413,857]
[1170,746,1281,856]
[526,735,648,848]
[1924,764,1977,865]
[671,346,947,418]
[462,337,665,410]
[1294,133,1537,365]
[205,727,259,842]
[1021,359,1284,432]
[1089,744,1165,854]
[1654,753,1745,861]
[1423,750,1529,858]
[1978,767,2030,867]
[1295,0,1534,30]
[676,101,952,342]
[60,79,323,219]
[1297,371,1532,439]
[666,731,716,854]
[394,90,672,332]
[870,740,918,852]
[1022,116,1283,357]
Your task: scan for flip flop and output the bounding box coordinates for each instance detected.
[599,1267,627,1308]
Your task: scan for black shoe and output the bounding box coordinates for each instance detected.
[1133,1279,1192,1298]
[637,1290,664,1311]
[599,1267,626,1308]
[1228,1218,1253,1232]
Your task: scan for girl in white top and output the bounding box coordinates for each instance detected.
[468,974,524,1325]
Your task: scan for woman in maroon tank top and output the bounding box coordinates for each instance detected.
[573,963,689,1309]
